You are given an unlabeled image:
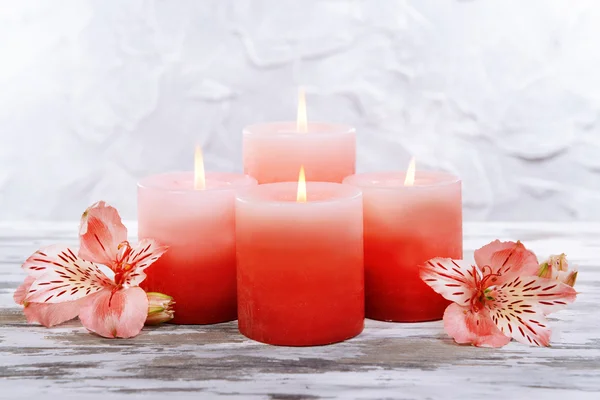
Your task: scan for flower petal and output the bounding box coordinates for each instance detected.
[25,248,113,304]
[474,240,517,269]
[487,276,577,346]
[79,287,148,338]
[444,303,512,347]
[79,201,127,268]
[121,239,168,287]
[23,298,88,327]
[420,258,477,306]
[443,303,511,348]
[22,245,74,278]
[476,240,539,283]
[14,276,35,305]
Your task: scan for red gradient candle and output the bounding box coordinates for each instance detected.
[138,148,257,324]
[236,174,364,346]
[343,162,462,322]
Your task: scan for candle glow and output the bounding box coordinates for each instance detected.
[404,157,416,186]
[194,145,206,190]
[297,165,307,203]
[296,87,308,133]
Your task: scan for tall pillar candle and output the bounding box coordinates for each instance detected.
[236,182,364,346]
[343,171,462,322]
[138,171,257,324]
[243,122,356,184]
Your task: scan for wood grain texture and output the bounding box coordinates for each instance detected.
[0,222,599,399]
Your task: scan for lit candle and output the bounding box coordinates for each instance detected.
[243,88,356,184]
[343,160,462,322]
[236,168,364,345]
[138,147,257,324]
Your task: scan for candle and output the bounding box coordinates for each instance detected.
[243,89,356,184]
[236,170,364,346]
[138,149,257,324]
[343,162,462,322]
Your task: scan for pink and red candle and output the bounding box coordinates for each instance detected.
[236,175,364,346]
[243,90,355,184]
[344,164,462,322]
[138,156,257,324]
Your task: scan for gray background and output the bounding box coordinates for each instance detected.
[0,0,597,221]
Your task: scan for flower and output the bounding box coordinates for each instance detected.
[146,292,175,325]
[538,253,578,287]
[14,201,168,338]
[420,240,577,347]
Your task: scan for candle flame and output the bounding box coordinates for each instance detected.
[404,157,416,186]
[194,145,206,190]
[297,165,307,203]
[296,87,308,133]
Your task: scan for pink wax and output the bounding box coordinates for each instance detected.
[236,182,364,346]
[343,171,462,322]
[243,122,356,184]
[138,171,257,324]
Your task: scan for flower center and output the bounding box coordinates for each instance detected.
[113,241,134,287]
[470,265,501,312]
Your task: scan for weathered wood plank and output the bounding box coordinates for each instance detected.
[0,222,599,399]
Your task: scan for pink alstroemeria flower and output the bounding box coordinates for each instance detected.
[420,240,577,348]
[14,201,167,338]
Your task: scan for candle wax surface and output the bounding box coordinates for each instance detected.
[243,122,356,184]
[138,171,257,325]
[344,171,462,322]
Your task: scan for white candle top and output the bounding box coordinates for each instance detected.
[138,171,257,193]
[343,171,459,189]
[243,122,355,137]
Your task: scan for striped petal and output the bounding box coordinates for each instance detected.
[420,258,478,307]
[475,240,539,283]
[443,303,511,348]
[24,248,114,304]
[487,276,577,346]
[16,271,87,327]
[22,245,77,278]
[120,239,168,288]
[14,276,35,305]
[79,287,148,338]
[23,298,89,327]
[79,201,127,269]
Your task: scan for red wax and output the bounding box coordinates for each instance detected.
[140,235,236,324]
[138,172,257,324]
[344,171,462,322]
[236,182,364,346]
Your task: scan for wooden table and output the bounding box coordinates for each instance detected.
[1,222,599,399]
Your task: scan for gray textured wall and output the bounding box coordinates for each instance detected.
[0,0,598,221]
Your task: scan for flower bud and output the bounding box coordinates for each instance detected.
[145,292,175,325]
[548,253,569,272]
[538,254,577,287]
[560,270,578,287]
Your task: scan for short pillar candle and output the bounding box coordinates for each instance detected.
[236,182,364,346]
[138,171,257,324]
[343,170,462,322]
[243,122,356,184]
